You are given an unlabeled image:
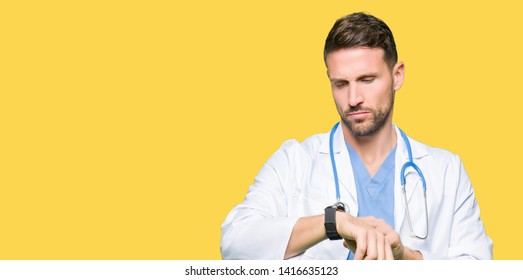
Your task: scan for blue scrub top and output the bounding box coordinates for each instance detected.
[346,142,396,260]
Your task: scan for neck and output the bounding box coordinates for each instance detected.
[342,122,397,176]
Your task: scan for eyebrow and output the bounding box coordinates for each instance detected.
[356,74,378,81]
[329,78,347,83]
[329,73,379,82]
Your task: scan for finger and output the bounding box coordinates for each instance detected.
[377,233,385,260]
[353,229,367,260]
[385,239,394,260]
[359,217,402,259]
[364,231,378,260]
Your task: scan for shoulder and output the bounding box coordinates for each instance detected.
[408,135,463,169]
[275,131,330,158]
[262,131,330,170]
[255,131,330,186]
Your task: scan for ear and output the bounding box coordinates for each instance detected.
[392,61,405,90]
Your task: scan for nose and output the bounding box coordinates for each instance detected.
[347,84,364,107]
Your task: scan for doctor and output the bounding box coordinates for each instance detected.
[221,12,492,260]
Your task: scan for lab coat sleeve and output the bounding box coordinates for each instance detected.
[420,155,493,260]
[220,140,302,259]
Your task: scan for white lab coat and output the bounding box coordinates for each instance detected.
[221,124,493,260]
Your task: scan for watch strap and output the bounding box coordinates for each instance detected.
[324,206,342,240]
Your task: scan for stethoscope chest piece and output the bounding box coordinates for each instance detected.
[332,201,349,214]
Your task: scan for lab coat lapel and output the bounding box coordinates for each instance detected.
[334,125,359,215]
[319,122,358,216]
[393,125,407,232]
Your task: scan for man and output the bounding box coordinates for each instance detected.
[221,12,492,260]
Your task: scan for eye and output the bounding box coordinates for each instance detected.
[333,81,348,88]
[361,77,375,84]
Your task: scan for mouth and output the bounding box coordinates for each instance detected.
[347,111,370,117]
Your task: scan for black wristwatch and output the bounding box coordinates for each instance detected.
[324,202,347,240]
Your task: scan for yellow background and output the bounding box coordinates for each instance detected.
[1,0,521,259]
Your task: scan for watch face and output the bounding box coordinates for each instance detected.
[333,202,349,213]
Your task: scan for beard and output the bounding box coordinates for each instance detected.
[341,91,395,137]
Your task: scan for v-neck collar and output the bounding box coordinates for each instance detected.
[346,142,397,198]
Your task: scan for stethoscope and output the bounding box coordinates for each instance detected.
[329,122,429,239]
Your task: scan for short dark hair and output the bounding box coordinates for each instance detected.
[324,12,398,69]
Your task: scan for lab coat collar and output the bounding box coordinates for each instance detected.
[395,125,429,161]
[318,122,429,159]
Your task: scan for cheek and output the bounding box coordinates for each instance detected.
[332,92,346,110]
[363,83,392,102]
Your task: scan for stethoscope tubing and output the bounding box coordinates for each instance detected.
[329,122,428,239]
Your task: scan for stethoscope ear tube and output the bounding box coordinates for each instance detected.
[329,122,342,202]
